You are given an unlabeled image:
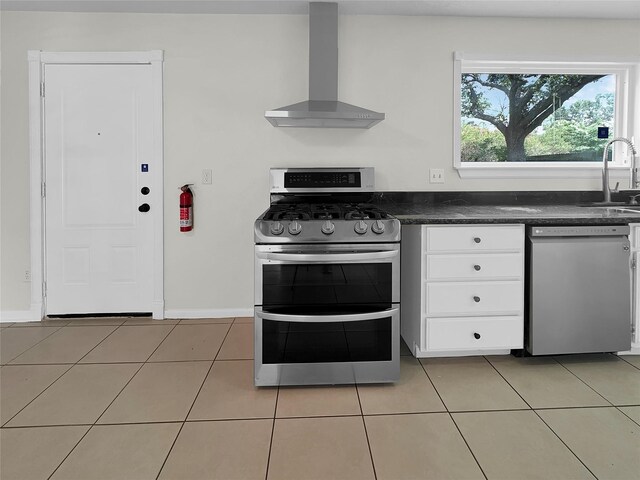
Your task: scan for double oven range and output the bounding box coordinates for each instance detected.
[254,168,401,386]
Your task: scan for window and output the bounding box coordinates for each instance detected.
[453,53,638,178]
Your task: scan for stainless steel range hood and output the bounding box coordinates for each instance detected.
[265,2,384,129]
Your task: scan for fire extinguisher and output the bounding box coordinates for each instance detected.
[179,184,193,232]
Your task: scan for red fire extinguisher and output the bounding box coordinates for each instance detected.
[180,184,193,232]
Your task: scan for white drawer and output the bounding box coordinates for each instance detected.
[426,281,522,317]
[425,316,523,351]
[426,253,522,281]
[426,225,523,253]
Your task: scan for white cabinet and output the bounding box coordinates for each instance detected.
[630,224,640,352]
[401,224,525,357]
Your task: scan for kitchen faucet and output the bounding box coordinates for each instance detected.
[602,137,637,203]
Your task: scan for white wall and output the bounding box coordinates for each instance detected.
[1,11,639,315]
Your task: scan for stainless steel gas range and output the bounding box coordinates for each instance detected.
[254,167,401,386]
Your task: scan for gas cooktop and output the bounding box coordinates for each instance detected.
[254,168,400,244]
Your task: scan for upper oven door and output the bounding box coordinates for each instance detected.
[255,243,400,312]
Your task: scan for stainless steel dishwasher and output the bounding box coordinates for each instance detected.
[526,225,632,355]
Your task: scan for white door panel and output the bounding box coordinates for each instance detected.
[45,64,155,315]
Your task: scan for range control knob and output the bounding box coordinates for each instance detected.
[288,220,302,236]
[354,220,368,235]
[321,220,335,235]
[371,220,385,234]
[270,221,284,235]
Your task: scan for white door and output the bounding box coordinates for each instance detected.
[44,63,156,315]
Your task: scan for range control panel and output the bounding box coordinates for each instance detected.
[529,225,630,237]
[284,172,361,188]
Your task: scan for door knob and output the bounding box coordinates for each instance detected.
[138,203,150,212]
[473,332,481,339]
[473,296,481,303]
[141,187,150,195]
[474,264,482,271]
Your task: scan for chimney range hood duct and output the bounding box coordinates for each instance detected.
[265,2,384,129]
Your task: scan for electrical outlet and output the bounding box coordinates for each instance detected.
[24,270,31,282]
[201,169,212,185]
[429,168,445,184]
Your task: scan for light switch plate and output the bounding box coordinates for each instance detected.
[429,168,445,184]
[202,169,212,185]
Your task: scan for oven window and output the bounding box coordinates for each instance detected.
[263,263,392,308]
[262,317,392,364]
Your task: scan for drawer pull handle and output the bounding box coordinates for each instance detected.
[473,296,481,303]
[473,237,482,244]
[473,332,481,340]
[474,264,482,271]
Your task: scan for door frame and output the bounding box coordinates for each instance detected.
[28,50,165,319]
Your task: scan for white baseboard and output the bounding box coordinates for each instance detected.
[0,309,42,322]
[164,308,253,319]
[618,342,640,355]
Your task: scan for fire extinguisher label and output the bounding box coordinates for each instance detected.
[180,207,192,227]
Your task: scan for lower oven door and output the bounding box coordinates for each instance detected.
[254,307,400,386]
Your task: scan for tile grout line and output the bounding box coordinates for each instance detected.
[40,319,132,479]
[483,356,606,479]
[4,318,138,428]
[355,383,378,480]
[615,406,640,427]
[2,325,65,365]
[484,357,600,479]
[418,359,489,480]
[532,410,599,480]
[45,425,94,480]
[447,414,489,480]
[616,354,640,371]
[551,355,616,407]
[41,322,171,478]
[154,321,234,480]
[0,363,74,428]
[482,355,534,409]
[264,386,280,480]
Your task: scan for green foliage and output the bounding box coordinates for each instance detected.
[461,123,507,162]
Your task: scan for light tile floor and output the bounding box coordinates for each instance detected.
[1,317,639,480]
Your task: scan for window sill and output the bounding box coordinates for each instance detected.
[455,163,630,180]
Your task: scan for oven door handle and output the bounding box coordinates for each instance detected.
[255,307,399,323]
[257,250,397,263]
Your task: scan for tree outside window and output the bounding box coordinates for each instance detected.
[460,73,615,163]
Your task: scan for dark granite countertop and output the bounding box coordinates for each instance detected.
[386,203,640,225]
[371,191,640,225]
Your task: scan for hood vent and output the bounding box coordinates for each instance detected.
[265,2,384,129]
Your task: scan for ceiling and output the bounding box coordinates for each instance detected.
[1,0,639,20]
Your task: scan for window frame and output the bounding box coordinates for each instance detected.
[453,52,639,179]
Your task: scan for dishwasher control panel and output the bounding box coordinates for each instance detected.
[528,225,630,237]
